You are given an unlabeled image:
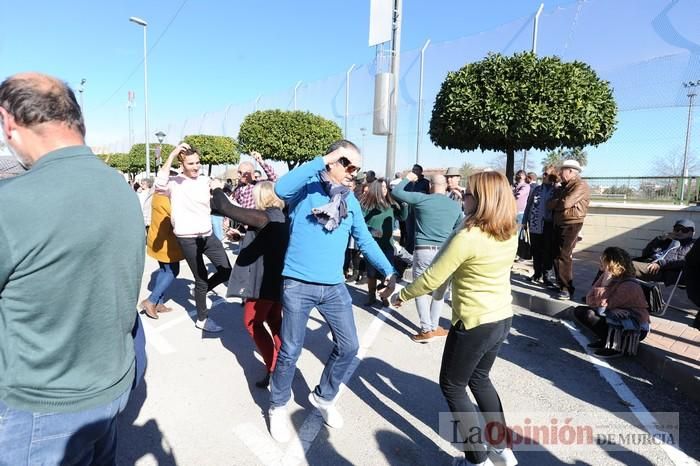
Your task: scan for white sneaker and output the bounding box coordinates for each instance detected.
[269,406,291,443]
[195,317,223,333]
[206,292,225,308]
[488,447,517,466]
[308,392,344,429]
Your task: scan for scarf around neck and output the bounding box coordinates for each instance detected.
[311,171,351,231]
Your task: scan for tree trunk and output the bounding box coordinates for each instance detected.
[208,164,212,176]
[506,148,515,184]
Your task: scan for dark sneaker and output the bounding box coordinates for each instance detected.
[587,340,605,349]
[555,290,571,300]
[528,275,542,283]
[594,348,623,359]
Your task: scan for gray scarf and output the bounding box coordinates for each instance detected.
[312,171,351,231]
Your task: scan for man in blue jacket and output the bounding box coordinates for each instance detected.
[269,140,396,442]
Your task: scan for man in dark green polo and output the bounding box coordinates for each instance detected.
[0,73,145,465]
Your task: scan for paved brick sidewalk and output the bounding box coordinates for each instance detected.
[511,251,700,403]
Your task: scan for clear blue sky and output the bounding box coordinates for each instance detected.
[1,0,698,178]
[1,1,570,142]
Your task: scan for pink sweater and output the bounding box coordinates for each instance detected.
[155,173,212,237]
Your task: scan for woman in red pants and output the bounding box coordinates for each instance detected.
[211,181,288,388]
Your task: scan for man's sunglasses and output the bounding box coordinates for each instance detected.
[338,157,358,174]
[674,226,692,233]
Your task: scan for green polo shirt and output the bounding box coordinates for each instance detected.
[0,145,145,412]
[391,179,464,246]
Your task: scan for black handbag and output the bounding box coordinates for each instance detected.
[517,227,532,260]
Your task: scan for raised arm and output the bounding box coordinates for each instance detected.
[274,157,323,201]
[154,143,188,194]
[390,174,429,205]
[210,189,270,229]
[251,150,277,182]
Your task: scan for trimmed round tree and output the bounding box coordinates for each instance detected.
[238,110,343,170]
[127,143,176,175]
[429,52,617,182]
[183,134,239,176]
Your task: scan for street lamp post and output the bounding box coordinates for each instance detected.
[360,127,367,155]
[681,80,699,203]
[129,16,150,177]
[78,78,86,112]
[155,131,166,170]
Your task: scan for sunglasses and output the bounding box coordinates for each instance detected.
[674,226,692,233]
[338,157,358,174]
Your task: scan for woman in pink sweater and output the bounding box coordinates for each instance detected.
[155,143,231,333]
[573,247,650,359]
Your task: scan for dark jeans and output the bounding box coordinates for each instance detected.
[530,221,554,280]
[177,235,232,320]
[553,223,583,294]
[440,317,512,464]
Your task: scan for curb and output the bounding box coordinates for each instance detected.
[511,284,700,404]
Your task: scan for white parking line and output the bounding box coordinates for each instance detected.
[141,317,177,354]
[562,320,695,466]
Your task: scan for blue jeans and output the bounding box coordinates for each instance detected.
[270,278,359,408]
[147,261,180,305]
[0,389,130,466]
[413,247,449,332]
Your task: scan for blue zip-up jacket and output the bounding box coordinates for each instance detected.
[275,157,395,284]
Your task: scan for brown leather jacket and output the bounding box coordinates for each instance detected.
[548,177,590,225]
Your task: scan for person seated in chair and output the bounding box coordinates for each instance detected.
[633,219,695,285]
[574,247,650,359]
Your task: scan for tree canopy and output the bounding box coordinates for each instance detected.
[541,147,588,170]
[238,110,343,169]
[127,143,177,175]
[429,52,617,182]
[183,134,239,175]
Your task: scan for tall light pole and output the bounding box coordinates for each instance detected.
[360,127,367,154]
[155,131,166,170]
[129,16,150,176]
[78,78,86,112]
[523,3,545,171]
[681,80,699,203]
[385,0,403,179]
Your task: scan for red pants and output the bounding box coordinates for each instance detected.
[243,299,282,373]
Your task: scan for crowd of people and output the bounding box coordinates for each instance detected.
[1,72,698,466]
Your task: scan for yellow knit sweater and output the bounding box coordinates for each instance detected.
[400,227,518,329]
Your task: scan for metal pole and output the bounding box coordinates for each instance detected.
[523,4,544,171]
[532,3,544,54]
[143,24,150,177]
[681,81,698,203]
[385,0,403,179]
[416,39,430,164]
[293,81,302,110]
[222,104,233,135]
[345,64,356,138]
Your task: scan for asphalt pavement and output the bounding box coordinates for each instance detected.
[116,252,700,466]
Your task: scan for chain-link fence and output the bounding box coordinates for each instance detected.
[99,0,700,185]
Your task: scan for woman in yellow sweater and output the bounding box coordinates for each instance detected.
[393,171,518,466]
